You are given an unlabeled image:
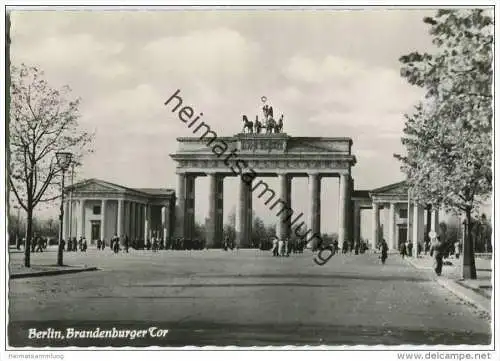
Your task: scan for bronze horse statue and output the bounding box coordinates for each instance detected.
[255,116,263,134]
[276,114,284,133]
[242,115,253,133]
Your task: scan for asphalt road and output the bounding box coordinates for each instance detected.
[8,249,491,347]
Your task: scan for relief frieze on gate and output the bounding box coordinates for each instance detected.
[177,158,350,170]
[239,137,287,152]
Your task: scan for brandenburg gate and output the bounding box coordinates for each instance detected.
[170,132,357,248]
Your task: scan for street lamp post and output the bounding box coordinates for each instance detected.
[56,151,73,266]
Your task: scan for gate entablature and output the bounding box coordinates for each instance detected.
[171,133,356,176]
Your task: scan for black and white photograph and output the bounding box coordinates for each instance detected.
[2,2,497,358]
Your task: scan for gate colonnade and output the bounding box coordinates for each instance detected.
[171,133,357,248]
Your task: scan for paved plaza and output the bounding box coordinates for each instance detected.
[8,249,491,347]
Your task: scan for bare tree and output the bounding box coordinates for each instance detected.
[9,64,93,267]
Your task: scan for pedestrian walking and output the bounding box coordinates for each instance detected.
[380,239,388,264]
[407,241,413,257]
[429,231,445,276]
[35,236,44,252]
[124,236,129,253]
[399,240,407,259]
[278,238,284,257]
[271,237,278,256]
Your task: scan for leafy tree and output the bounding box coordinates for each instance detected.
[396,10,492,279]
[9,64,93,267]
[252,216,267,247]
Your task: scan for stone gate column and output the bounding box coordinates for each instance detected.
[338,174,349,244]
[353,202,361,244]
[277,173,291,241]
[308,173,321,240]
[185,174,196,241]
[215,175,224,248]
[389,202,396,250]
[371,202,379,249]
[236,176,249,247]
[348,177,355,244]
[285,175,292,238]
[176,173,186,239]
[246,178,253,247]
[207,173,217,248]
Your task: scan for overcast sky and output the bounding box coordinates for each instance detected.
[11,8,438,235]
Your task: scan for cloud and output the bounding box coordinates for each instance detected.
[142,27,261,84]
[281,54,424,136]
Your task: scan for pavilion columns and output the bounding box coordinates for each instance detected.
[412,203,425,250]
[308,173,321,244]
[207,173,224,248]
[135,202,141,240]
[79,199,86,239]
[372,202,380,249]
[276,173,292,241]
[425,205,432,243]
[431,208,440,233]
[144,204,150,242]
[62,201,69,240]
[236,176,252,248]
[117,199,124,240]
[130,202,135,240]
[100,199,107,241]
[388,202,396,250]
[338,173,350,245]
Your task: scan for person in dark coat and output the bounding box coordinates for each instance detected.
[380,239,388,264]
[124,236,129,253]
[429,231,445,276]
[35,236,44,252]
[407,241,413,257]
[399,241,407,259]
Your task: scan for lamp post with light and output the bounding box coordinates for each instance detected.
[56,151,73,266]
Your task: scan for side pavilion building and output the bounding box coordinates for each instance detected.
[63,179,176,247]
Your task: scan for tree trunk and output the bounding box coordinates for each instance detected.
[24,208,32,268]
[462,209,477,279]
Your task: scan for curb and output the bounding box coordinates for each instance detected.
[404,258,491,315]
[10,267,99,279]
[436,278,491,315]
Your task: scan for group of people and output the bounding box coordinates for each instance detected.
[30,235,48,252]
[61,237,88,252]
